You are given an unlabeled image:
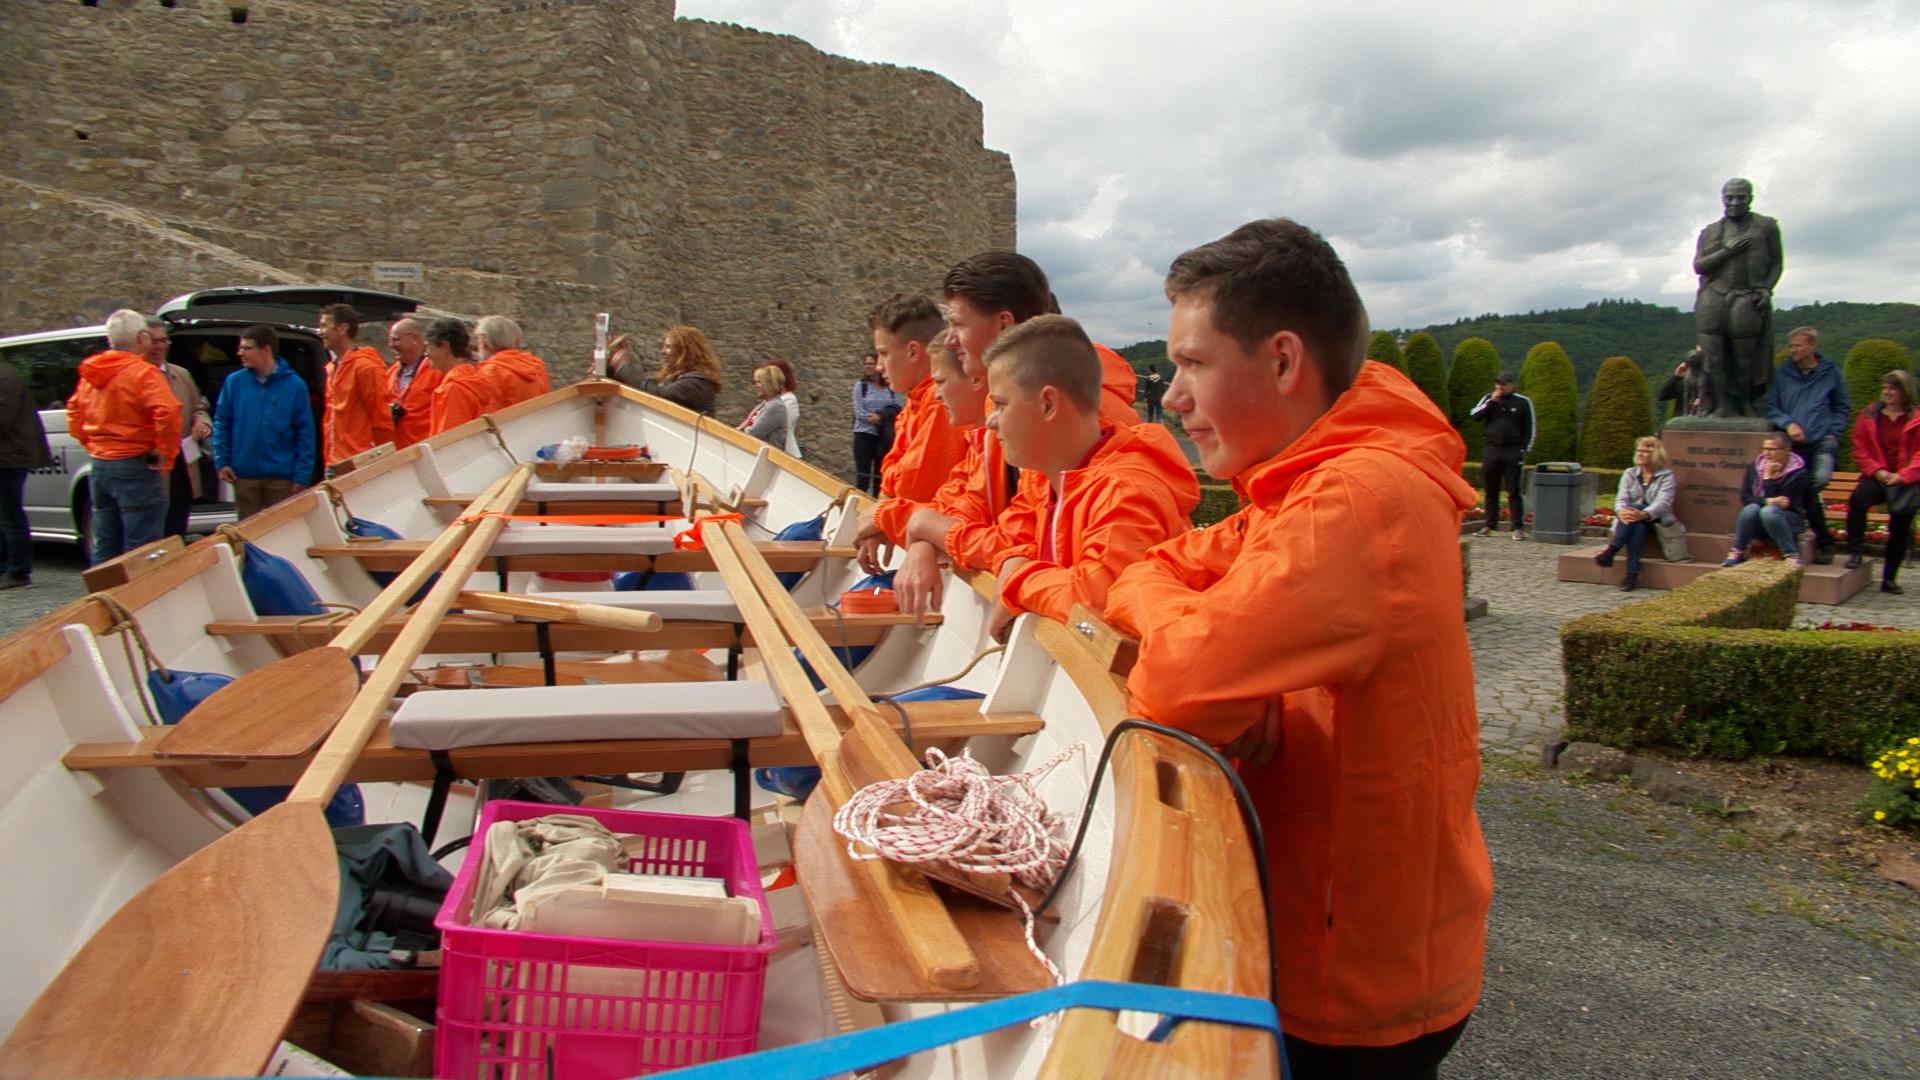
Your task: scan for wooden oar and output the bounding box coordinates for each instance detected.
[155,473,516,760]
[456,590,663,633]
[0,465,535,1080]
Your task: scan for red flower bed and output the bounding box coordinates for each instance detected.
[1809,621,1901,632]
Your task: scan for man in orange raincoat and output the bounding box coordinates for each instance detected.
[980,314,1198,637]
[1104,219,1491,1080]
[319,303,394,468]
[476,315,551,410]
[385,317,441,449]
[67,309,182,561]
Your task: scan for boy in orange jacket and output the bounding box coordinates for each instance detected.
[980,314,1198,637]
[319,303,394,467]
[1103,219,1490,1078]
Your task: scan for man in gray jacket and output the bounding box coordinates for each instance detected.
[0,358,54,588]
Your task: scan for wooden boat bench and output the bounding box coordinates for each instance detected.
[426,478,684,517]
[390,679,785,838]
[307,539,857,575]
[61,697,1043,803]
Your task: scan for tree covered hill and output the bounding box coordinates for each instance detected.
[1111,300,1920,391]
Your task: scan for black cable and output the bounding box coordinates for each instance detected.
[1039,717,1279,1018]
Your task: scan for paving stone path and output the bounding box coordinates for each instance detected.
[1467,532,1920,756]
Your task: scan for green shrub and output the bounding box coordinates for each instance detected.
[1192,484,1241,528]
[1448,338,1501,459]
[1579,356,1653,468]
[1403,332,1448,413]
[1518,342,1579,464]
[1859,736,1920,828]
[1367,331,1406,373]
[1841,339,1913,471]
[1562,560,1920,759]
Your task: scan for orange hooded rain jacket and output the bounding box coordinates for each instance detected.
[388,357,443,449]
[325,345,395,465]
[430,364,497,437]
[871,376,969,545]
[1103,360,1492,1049]
[483,349,551,410]
[997,423,1199,622]
[1095,343,1144,429]
[66,350,182,469]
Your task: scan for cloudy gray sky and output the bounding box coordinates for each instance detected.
[680,0,1920,347]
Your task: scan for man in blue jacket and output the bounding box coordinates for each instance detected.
[213,325,317,520]
[1764,325,1849,562]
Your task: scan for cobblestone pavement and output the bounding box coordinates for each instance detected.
[0,543,91,637]
[1467,531,1920,756]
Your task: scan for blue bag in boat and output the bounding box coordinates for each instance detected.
[772,514,826,589]
[613,570,695,591]
[345,517,437,604]
[240,541,327,617]
[146,668,366,828]
[755,686,984,802]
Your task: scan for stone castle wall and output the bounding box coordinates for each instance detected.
[0,0,1015,474]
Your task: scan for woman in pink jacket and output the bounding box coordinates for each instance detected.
[1846,369,1920,592]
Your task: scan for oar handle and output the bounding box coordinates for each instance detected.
[456,590,662,632]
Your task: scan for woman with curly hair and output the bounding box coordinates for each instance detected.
[608,325,722,416]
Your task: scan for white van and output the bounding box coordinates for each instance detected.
[0,285,418,557]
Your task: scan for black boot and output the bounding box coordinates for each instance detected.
[1883,580,1903,595]
[1619,573,1638,592]
[1593,545,1618,568]
[1845,552,1863,570]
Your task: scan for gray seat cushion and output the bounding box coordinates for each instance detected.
[522,589,742,622]
[527,481,680,503]
[389,680,785,750]
[492,525,683,556]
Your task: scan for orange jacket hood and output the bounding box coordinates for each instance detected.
[430,363,496,436]
[68,350,183,468]
[1095,343,1141,429]
[484,349,552,409]
[872,376,970,544]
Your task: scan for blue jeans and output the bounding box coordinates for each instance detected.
[1610,518,1652,573]
[89,455,168,562]
[1793,436,1837,548]
[1733,502,1799,557]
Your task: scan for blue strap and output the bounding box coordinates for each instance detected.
[655,980,1281,1080]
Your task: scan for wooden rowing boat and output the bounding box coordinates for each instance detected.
[0,380,1277,1078]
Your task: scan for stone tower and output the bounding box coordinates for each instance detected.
[0,0,1016,473]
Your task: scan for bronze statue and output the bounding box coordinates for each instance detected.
[1692,178,1782,418]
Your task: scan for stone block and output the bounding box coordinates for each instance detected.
[1629,758,1721,808]
[1557,741,1632,779]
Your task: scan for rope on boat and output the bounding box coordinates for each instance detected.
[832,742,1086,984]
[482,415,519,463]
[289,602,362,651]
[85,593,167,726]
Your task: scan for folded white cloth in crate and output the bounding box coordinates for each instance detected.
[390,680,784,749]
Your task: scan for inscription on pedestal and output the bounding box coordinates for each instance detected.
[1663,429,1768,535]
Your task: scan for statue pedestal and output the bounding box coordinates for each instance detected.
[1661,419,1771,535]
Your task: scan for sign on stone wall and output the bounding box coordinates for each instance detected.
[1663,428,1768,535]
[372,262,423,284]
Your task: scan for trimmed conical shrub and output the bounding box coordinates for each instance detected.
[1579,356,1653,469]
[1518,342,1578,465]
[1403,332,1448,413]
[1841,339,1913,470]
[1449,338,1501,459]
[1368,330,1406,373]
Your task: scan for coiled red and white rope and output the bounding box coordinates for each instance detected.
[832,743,1085,983]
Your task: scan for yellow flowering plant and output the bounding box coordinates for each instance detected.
[1858,736,1920,828]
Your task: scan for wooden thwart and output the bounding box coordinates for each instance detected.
[157,472,516,760]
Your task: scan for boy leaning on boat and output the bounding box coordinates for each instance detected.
[1103,219,1492,1080]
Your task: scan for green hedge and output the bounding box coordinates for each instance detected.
[1368,330,1406,374]
[1404,332,1449,413]
[1519,342,1579,464]
[1193,484,1242,528]
[1448,338,1501,460]
[1579,356,1652,468]
[1563,560,1920,759]
[1461,462,1621,495]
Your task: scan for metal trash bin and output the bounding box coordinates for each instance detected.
[1527,462,1596,544]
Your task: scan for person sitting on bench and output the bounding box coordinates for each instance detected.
[1592,436,1678,592]
[1844,369,1920,593]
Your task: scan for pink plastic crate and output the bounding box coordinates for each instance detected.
[434,801,776,1080]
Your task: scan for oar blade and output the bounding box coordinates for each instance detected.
[0,803,337,1079]
[154,647,360,759]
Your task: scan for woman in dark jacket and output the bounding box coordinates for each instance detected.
[0,359,54,587]
[607,325,722,416]
[1845,369,1920,592]
[1723,432,1811,567]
